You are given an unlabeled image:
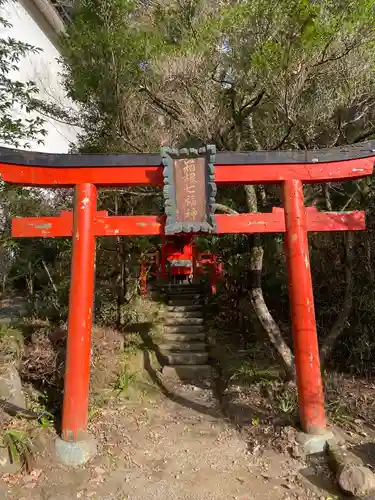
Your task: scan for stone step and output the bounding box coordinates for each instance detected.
[168,295,203,305]
[161,289,202,296]
[165,317,204,326]
[166,305,202,312]
[165,325,204,333]
[159,342,206,352]
[168,300,202,306]
[165,311,203,319]
[160,351,209,365]
[167,289,202,295]
[163,332,206,342]
[162,365,211,380]
[162,284,202,290]
[168,294,201,300]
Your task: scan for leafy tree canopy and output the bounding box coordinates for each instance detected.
[62,0,375,152]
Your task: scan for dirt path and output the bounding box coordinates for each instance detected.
[0,378,326,500]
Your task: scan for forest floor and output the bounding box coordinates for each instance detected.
[0,375,335,500]
[1,297,375,499]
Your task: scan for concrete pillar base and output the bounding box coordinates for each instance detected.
[296,430,335,455]
[55,434,97,467]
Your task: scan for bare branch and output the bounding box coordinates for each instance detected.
[272,123,294,150]
[239,89,266,114]
[248,115,262,151]
[213,203,239,215]
[324,184,332,211]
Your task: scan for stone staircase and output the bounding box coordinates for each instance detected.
[158,284,211,380]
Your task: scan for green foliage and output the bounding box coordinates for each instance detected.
[36,412,54,429]
[276,388,298,415]
[0,0,48,147]
[2,428,33,469]
[114,365,137,395]
[230,360,280,386]
[326,398,352,426]
[62,0,375,152]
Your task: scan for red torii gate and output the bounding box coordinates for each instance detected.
[0,143,374,464]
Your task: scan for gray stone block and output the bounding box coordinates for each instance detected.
[166,305,202,312]
[0,363,25,408]
[160,351,209,365]
[162,365,212,380]
[0,446,22,474]
[159,342,206,352]
[163,332,206,342]
[168,294,201,301]
[328,439,375,496]
[55,434,97,467]
[165,317,204,326]
[296,429,335,454]
[168,300,201,306]
[165,325,204,333]
[165,311,203,319]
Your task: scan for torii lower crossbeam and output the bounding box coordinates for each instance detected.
[12,208,365,237]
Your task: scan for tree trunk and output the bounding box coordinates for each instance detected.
[365,232,374,282]
[2,272,7,294]
[114,193,128,326]
[248,234,295,379]
[215,193,295,379]
[320,232,354,367]
[244,185,295,379]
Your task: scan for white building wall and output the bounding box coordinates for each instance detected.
[1,1,78,153]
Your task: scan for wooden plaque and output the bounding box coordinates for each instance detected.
[161,146,217,234]
[173,157,206,223]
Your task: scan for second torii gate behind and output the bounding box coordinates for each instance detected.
[1,142,374,463]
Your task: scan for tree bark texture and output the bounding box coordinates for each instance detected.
[215,190,295,379]
[320,232,354,366]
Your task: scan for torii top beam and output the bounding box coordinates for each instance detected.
[0,141,374,187]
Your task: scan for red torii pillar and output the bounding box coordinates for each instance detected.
[284,181,325,435]
[63,184,97,442]
[1,144,373,461]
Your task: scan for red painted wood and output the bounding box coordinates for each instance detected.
[0,163,163,187]
[12,210,366,238]
[273,207,365,232]
[94,215,164,236]
[12,211,73,237]
[283,179,326,434]
[170,266,192,276]
[211,254,217,295]
[216,157,374,184]
[192,241,197,281]
[61,184,97,442]
[1,156,373,186]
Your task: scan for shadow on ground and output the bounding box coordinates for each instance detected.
[298,452,346,499]
[124,321,226,420]
[124,320,299,430]
[352,442,375,469]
